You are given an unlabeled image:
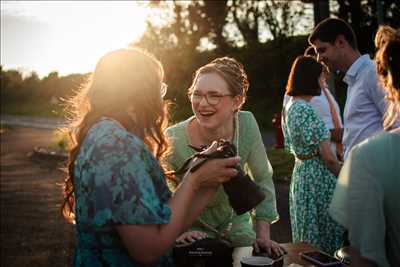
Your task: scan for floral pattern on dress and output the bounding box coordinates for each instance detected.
[282,100,344,255]
[73,118,174,267]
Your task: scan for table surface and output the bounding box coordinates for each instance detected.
[281,242,343,266]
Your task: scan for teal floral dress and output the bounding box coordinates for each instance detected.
[73,118,174,267]
[282,99,344,255]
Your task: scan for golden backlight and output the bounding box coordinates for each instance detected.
[1,1,152,77]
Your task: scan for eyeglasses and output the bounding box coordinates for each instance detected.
[161,82,168,98]
[188,91,233,106]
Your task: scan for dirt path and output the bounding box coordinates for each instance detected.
[0,127,74,267]
[0,126,291,267]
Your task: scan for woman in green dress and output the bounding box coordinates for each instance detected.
[282,55,344,255]
[164,57,284,266]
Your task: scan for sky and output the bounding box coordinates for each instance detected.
[1,1,151,78]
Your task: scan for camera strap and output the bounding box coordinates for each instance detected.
[197,215,233,244]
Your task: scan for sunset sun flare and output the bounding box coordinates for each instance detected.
[1,1,151,77]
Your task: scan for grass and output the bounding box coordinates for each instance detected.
[267,147,294,183]
[50,129,71,153]
[1,100,64,118]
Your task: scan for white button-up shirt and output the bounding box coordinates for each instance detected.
[342,54,386,159]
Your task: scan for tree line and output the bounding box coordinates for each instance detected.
[1,0,399,129]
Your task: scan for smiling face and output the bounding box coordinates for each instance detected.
[191,72,241,131]
[313,38,345,73]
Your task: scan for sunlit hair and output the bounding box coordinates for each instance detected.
[61,47,170,222]
[375,26,400,130]
[308,18,358,50]
[188,57,249,109]
[374,25,397,50]
[286,55,323,97]
[304,46,316,57]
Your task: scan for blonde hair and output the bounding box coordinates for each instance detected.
[62,47,170,221]
[374,25,397,50]
[188,57,249,109]
[375,26,400,130]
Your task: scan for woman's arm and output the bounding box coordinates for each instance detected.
[319,140,342,176]
[116,155,240,265]
[242,112,283,255]
[254,220,285,256]
[330,128,343,143]
[245,113,279,223]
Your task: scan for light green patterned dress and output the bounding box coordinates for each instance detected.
[282,99,344,255]
[164,111,279,247]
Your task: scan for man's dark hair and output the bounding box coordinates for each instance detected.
[286,56,322,97]
[308,18,358,50]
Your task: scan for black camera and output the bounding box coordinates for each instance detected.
[172,140,266,267]
[189,139,266,215]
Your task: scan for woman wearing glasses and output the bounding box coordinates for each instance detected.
[62,48,240,267]
[164,57,283,266]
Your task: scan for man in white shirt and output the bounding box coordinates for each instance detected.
[308,18,394,267]
[308,18,388,160]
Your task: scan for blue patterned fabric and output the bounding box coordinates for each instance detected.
[73,118,173,266]
[282,100,344,255]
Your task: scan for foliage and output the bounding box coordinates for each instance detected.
[1,98,63,117]
[332,0,400,53]
[137,35,309,129]
[142,0,312,50]
[133,0,400,129]
[1,35,307,130]
[52,129,71,152]
[2,0,399,131]
[268,148,295,183]
[228,0,312,45]
[1,68,89,117]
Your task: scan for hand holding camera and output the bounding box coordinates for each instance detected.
[181,140,240,189]
[176,139,266,215]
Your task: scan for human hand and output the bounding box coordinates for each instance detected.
[186,141,240,188]
[175,231,208,246]
[254,220,286,257]
[253,237,286,257]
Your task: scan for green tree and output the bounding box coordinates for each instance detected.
[22,71,41,99]
[333,0,400,53]
[228,0,311,47]
[1,68,24,102]
[138,1,229,52]
[140,0,312,51]
[40,71,59,100]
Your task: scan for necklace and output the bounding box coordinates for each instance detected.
[192,116,236,147]
[197,112,239,239]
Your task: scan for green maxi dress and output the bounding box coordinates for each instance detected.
[282,99,344,255]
